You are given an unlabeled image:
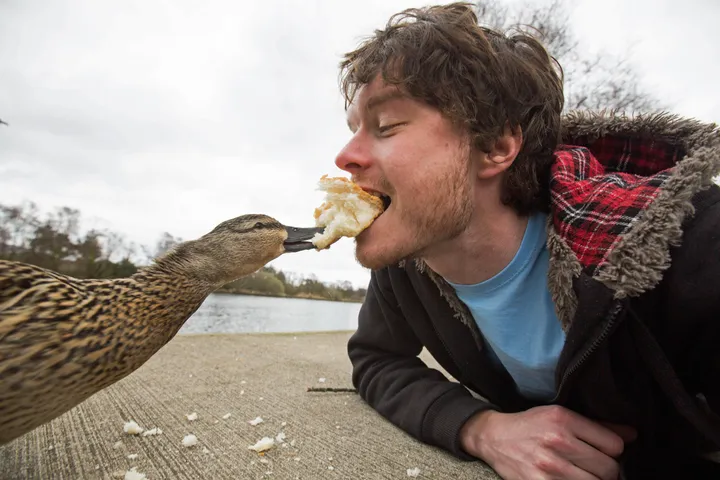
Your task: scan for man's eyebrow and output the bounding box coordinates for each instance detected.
[346,90,408,131]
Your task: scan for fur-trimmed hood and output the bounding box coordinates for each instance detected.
[413,111,720,332]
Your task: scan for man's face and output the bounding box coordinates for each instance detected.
[335,75,475,270]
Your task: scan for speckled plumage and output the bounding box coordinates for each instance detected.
[0,213,312,445]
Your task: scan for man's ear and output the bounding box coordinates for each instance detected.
[477,123,523,180]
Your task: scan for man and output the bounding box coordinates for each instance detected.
[334,2,720,479]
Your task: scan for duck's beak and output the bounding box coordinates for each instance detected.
[283,226,324,252]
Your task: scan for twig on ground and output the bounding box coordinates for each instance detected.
[306,387,358,393]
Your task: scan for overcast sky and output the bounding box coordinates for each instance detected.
[1,0,717,288]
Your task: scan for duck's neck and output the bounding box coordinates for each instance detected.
[118,266,216,362]
[114,242,239,365]
[147,240,230,286]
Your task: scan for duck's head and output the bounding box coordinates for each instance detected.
[155,214,322,286]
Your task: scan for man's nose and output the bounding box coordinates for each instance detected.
[335,136,371,174]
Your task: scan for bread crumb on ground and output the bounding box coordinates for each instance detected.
[124,467,146,480]
[123,421,143,435]
[407,467,421,477]
[182,434,198,447]
[142,427,163,437]
[248,416,264,426]
[248,437,275,452]
[127,454,138,460]
[222,413,232,420]
[186,412,198,421]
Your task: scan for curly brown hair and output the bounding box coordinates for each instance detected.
[339,2,564,214]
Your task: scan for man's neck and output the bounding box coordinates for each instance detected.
[421,202,529,286]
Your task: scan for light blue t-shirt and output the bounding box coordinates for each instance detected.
[445,212,565,402]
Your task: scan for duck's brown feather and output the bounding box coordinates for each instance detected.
[0,259,211,445]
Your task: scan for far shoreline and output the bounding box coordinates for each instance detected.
[212,289,365,304]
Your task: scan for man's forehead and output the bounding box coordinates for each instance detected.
[346,81,408,122]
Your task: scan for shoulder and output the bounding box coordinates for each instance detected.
[661,184,720,303]
[676,184,720,259]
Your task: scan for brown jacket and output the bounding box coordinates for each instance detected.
[347,112,720,477]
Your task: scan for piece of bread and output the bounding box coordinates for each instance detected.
[312,175,385,249]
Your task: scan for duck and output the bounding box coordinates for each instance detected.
[0,213,322,445]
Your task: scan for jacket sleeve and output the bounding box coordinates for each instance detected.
[664,187,720,420]
[686,195,720,417]
[347,269,497,460]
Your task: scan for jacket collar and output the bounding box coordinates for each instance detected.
[408,111,720,332]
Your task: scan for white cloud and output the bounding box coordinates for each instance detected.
[569,0,719,123]
[0,0,425,287]
[1,0,717,288]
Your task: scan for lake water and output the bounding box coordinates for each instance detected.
[178,293,363,334]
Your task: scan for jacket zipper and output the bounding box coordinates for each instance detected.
[552,300,624,403]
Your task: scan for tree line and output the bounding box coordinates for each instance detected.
[0,200,367,303]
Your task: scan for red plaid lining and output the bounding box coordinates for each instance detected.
[550,138,677,274]
[569,135,683,176]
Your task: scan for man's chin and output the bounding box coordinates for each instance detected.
[354,247,391,271]
[354,238,410,271]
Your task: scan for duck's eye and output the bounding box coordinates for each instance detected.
[254,222,264,229]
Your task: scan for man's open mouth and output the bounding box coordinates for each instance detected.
[363,188,392,212]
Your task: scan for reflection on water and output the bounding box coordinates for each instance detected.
[179,293,362,334]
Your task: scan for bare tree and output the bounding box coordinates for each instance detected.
[476,0,662,113]
[98,231,132,262]
[0,201,41,259]
[153,232,183,258]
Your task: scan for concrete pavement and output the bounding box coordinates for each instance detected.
[0,332,500,480]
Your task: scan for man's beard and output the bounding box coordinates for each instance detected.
[355,154,473,271]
